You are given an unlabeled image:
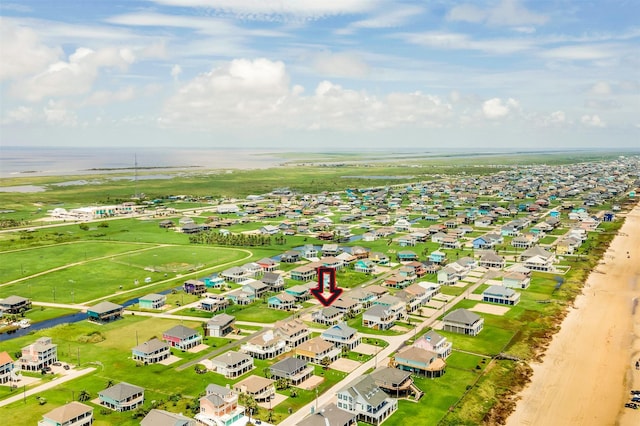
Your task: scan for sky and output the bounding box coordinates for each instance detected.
[1,0,639,151]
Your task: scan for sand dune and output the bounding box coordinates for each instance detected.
[507,202,640,426]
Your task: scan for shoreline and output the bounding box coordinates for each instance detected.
[506,202,640,426]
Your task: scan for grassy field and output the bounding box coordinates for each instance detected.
[0,244,250,303]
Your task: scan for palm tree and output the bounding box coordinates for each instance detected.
[77,390,91,402]
[320,356,331,369]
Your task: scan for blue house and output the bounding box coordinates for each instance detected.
[549,210,560,218]
[472,237,487,250]
[603,212,615,222]
[429,250,447,264]
[397,250,417,261]
[203,274,225,288]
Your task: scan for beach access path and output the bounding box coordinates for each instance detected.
[507,202,640,426]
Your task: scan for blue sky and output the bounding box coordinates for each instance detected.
[1,0,638,150]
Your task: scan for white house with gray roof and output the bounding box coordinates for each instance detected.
[442,309,484,336]
[321,322,362,351]
[336,375,398,425]
[297,402,357,426]
[482,285,521,306]
[211,351,253,378]
[98,382,144,412]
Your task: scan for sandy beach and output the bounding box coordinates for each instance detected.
[507,202,640,426]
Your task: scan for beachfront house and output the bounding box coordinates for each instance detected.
[233,375,275,403]
[393,346,446,378]
[413,330,452,359]
[482,285,521,306]
[442,309,484,336]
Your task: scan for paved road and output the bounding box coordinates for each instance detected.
[0,367,95,408]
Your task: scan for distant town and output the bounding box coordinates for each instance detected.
[1,155,638,426]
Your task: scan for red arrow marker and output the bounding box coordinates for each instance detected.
[311,267,343,307]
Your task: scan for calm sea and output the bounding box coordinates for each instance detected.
[0,146,287,178]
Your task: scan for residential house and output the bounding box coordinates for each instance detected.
[141,409,195,426]
[131,338,170,365]
[348,288,377,308]
[138,294,166,310]
[354,259,375,274]
[296,244,317,259]
[196,384,245,426]
[295,336,341,365]
[242,280,269,298]
[38,402,93,426]
[437,264,463,285]
[200,295,228,312]
[397,250,418,262]
[0,295,31,314]
[19,337,57,371]
[482,285,521,306]
[429,250,447,264]
[221,267,246,283]
[369,252,390,266]
[322,244,341,256]
[336,375,398,425]
[87,301,123,323]
[520,246,555,271]
[184,279,206,295]
[290,264,318,282]
[370,367,422,400]
[285,284,311,301]
[274,318,310,349]
[479,251,505,269]
[211,351,254,378]
[383,273,412,289]
[413,330,452,358]
[225,290,254,306]
[511,235,533,249]
[502,271,531,289]
[321,256,346,271]
[203,275,225,289]
[233,375,276,402]
[241,262,263,278]
[362,305,395,331]
[297,403,357,426]
[267,293,296,310]
[240,330,286,360]
[0,352,14,384]
[206,314,235,337]
[281,250,301,263]
[256,258,279,272]
[350,246,369,259]
[261,272,285,291]
[332,297,362,315]
[260,225,279,235]
[98,382,144,412]
[321,322,362,351]
[162,325,202,350]
[374,295,407,321]
[312,306,343,326]
[393,346,446,378]
[442,309,484,336]
[269,357,314,387]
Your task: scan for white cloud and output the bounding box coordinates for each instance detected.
[482,98,519,119]
[589,81,612,96]
[149,0,377,21]
[311,51,370,78]
[540,44,620,60]
[161,58,454,131]
[10,46,136,102]
[581,114,606,127]
[2,106,36,124]
[403,31,536,54]
[171,64,182,81]
[44,100,78,126]
[447,0,548,27]
[344,5,424,32]
[84,87,136,106]
[0,19,62,81]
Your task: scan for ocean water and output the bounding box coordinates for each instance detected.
[0,146,287,178]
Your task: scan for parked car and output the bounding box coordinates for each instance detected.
[53,362,62,366]
[63,365,70,370]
